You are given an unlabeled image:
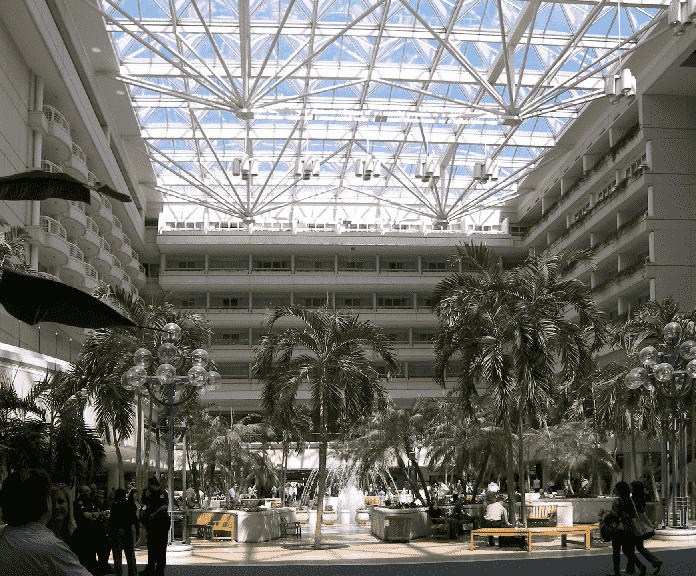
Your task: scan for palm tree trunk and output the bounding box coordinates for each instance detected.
[630,424,639,483]
[645,450,659,501]
[395,454,422,504]
[518,416,526,526]
[281,442,288,507]
[141,399,154,491]
[412,458,432,508]
[314,437,327,547]
[473,449,491,497]
[134,394,143,490]
[113,425,125,488]
[504,418,517,524]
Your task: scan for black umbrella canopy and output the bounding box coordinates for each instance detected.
[0,170,90,202]
[0,265,137,329]
[0,170,132,203]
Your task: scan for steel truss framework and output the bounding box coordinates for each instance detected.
[91,0,665,225]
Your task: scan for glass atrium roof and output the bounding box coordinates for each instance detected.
[98,0,665,225]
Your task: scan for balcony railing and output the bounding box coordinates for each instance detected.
[84,262,98,280]
[42,105,70,132]
[68,242,84,261]
[71,142,87,164]
[591,258,649,294]
[69,201,86,213]
[112,257,122,270]
[99,193,113,212]
[113,216,123,231]
[99,236,111,254]
[524,123,642,241]
[85,216,99,235]
[40,215,67,239]
[41,159,62,173]
[87,171,98,187]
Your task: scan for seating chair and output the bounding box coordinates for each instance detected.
[431,518,450,539]
[526,504,558,528]
[187,512,214,540]
[211,513,234,540]
[280,516,301,539]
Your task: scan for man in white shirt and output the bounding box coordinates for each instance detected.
[0,468,91,576]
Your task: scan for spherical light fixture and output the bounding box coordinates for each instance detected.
[639,346,659,366]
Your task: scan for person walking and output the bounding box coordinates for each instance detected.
[630,481,663,574]
[109,489,138,576]
[610,481,645,576]
[140,477,169,576]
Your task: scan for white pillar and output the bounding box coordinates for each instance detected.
[617,211,623,228]
[617,254,624,273]
[647,186,654,217]
[645,140,652,168]
[648,232,655,263]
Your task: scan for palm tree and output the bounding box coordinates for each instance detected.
[266,402,311,506]
[432,243,606,523]
[342,398,435,507]
[254,303,398,547]
[0,215,31,271]
[52,285,212,489]
[211,416,277,496]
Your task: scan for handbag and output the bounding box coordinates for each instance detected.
[630,497,655,540]
[599,511,619,542]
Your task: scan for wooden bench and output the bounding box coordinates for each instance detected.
[471,527,528,550]
[526,525,594,551]
[211,513,234,540]
[187,512,214,540]
[471,525,595,552]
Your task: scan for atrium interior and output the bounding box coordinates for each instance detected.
[1,0,695,488]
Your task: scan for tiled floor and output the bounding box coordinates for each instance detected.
[126,524,696,566]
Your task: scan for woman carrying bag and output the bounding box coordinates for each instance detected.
[630,481,662,575]
[609,482,646,576]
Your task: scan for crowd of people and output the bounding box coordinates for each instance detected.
[0,469,173,576]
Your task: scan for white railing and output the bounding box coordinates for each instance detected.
[71,142,86,163]
[87,171,98,187]
[85,216,99,235]
[41,159,62,173]
[123,271,130,283]
[69,201,85,213]
[130,247,139,262]
[68,242,84,261]
[99,193,113,212]
[99,236,111,254]
[43,105,70,132]
[113,216,123,231]
[112,257,122,270]
[122,235,131,247]
[40,215,67,239]
[84,262,98,280]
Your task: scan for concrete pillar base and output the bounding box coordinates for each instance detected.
[166,543,194,557]
[653,527,696,542]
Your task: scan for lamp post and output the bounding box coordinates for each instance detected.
[122,322,221,544]
[625,321,695,529]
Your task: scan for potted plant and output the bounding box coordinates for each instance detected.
[323,504,337,525]
[295,506,309,524]
[355,506,370,525]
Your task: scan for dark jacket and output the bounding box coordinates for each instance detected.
[109,500,137,537]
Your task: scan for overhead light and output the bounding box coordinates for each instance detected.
[355,154,382,181]
[669,0,695,35]
[295,154,320,180]
[605,69,636,104]
[414,156,441,183]
[473,159,499,183]
[232,154,258,180]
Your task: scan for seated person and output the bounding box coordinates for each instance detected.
[0,468,91,575]
[483,491,510,546]
[428,500,443,519]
